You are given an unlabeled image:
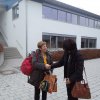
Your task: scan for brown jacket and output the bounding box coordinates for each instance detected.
[29,49,53,87]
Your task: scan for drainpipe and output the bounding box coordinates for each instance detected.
[25,0,28,57]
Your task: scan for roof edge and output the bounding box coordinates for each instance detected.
[31,0,100,20]
[44,0,100,20]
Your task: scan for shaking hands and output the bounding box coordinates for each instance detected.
[45,64,51,69]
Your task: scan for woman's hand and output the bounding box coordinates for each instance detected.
[66,78,71,84]
[45,64,51,69]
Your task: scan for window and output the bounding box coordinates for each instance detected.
[85,18,89,27]
[79,17,89,27]
[80,16,86,26]
[81,37,96,48]
[42,6,57,20]
[95,20,98,28]
[42,6,100,29]
[58,10,67,22]
[42,35,50,48]
[98,21,100,29]
[89,19,94,28]
[67,12,72,23]
[72,14,77,24]
[65,37,76,42]
[42,33,76,49]
[51,36,56,48]
[57,36,64,48]
[12,4,19,20]
[42,6,50,18]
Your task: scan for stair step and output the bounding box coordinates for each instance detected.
[4,47,22,59]
[0,32,8,46]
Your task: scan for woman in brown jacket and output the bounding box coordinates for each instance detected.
[29,41,53,100]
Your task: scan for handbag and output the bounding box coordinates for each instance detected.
[39,80,50,92]
[71,80,91,99]
[40,74,57,93]
[71,67,91,99]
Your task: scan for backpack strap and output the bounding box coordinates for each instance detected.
[31,51,38,61]
[35,51,38,62]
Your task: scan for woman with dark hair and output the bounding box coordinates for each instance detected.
[51,39,84,100]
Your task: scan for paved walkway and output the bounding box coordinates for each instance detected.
[0,58,100,100]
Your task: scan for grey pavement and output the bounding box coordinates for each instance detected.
[0,58,100,100]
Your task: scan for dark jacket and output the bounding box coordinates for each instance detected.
[51,50,84,83]
[29,49,53,87]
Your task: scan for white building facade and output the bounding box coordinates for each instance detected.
[0,0,100,58]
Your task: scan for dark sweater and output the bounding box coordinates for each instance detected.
[51,50,84,83]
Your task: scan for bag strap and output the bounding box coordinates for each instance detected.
[83,67,88,83]
[28,51,38,79]
[44,70,52,76]
[35,51,38,62]
[67,54,71,78]
[31,51,38,61]
[73,55,88,84]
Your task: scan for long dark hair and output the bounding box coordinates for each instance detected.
[63,39,77,52]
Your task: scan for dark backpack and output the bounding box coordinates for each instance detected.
[20,51,37,76]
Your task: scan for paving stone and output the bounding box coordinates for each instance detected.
[0,58,100,100]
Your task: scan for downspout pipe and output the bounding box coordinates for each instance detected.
[25,0,28,57]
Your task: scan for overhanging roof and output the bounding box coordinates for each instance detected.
[0,4,6,13]
[44,0,100,20]
[0,0,20,10]
[32,0,100,20]
[0,0,100,20]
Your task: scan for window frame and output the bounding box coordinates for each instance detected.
[42,5,100,29]
[42,33,76,50]
[12,4,19,20]
[81,37,97,48]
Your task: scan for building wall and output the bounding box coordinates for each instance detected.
[0,0,26,57]
[42,19,100,49]
[0,0,100,58]
[27,0,43,53]
[27,0,100,53]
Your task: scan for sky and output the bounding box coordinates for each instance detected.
[56,0,100,16]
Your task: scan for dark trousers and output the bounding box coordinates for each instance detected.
[34,86,47,100]
[66,83,78,100]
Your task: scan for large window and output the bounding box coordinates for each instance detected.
[85,18,89,27]
[80,16,86,26]
[42,5,100,29]
[57,36,64,48]
[12,4,19,20]
[95,20,98,28]
[51,36,56,48]
[42,33,76,49]
[89,19,94,28]
[80,17,89,27]
[42,35,50,48]
[42,6,57,20]
[58,10,67,22]
[72,14,77,24]
[67,12,72,23]
[98,21,100,29]
[65,37,76,42]
[81,37,96,48]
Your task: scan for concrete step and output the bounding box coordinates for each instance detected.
[4,47,22,59]
[0,32,8,47]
